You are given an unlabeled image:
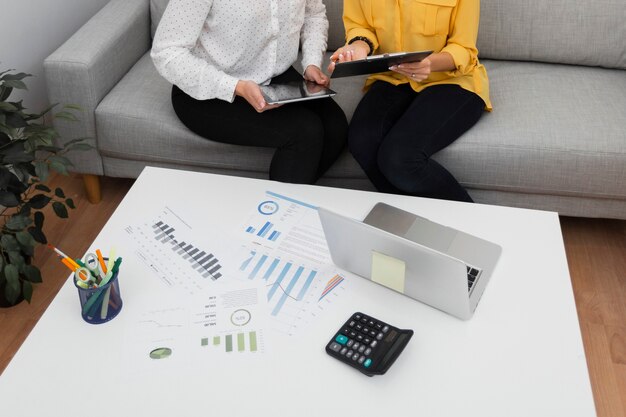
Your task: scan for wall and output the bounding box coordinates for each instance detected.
[0,0,110,112]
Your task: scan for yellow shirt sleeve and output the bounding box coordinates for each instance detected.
[441,0,480,76]
[343,0,380,51]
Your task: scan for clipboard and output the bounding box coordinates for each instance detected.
[330,50,433,79]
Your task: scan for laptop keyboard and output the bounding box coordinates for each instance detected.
[467,266,481,292]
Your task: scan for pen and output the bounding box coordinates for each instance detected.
[47,244,80,270]
[95,249,107,274]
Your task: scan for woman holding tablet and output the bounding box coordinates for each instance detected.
[329,0,490,202]
[152,0,347,184]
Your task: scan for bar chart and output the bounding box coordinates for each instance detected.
[200,330,262,353]
[245,221,281,242]
[152,220,222,280]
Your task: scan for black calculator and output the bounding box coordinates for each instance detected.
[325,312,414,376]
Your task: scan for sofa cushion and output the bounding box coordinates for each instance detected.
[149,0,167,39]
[477,0,626,69]
[96,53,626,200]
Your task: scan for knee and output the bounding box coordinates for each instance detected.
[377,139,428,189]
[287,118,325,153]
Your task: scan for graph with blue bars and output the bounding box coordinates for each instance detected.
[153,221,222,280]
[240,250,317,317]
[245,221,281,242]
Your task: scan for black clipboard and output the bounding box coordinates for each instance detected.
[330,50,433,79]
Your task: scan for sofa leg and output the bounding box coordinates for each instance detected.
[83,174,102,204]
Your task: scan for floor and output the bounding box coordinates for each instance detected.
[0,173,624,416]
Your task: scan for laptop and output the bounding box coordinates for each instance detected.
[318,203,502,320]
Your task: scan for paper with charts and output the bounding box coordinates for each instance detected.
[123,205,239,295]
[237,191,348,336]
[124,282,269,372]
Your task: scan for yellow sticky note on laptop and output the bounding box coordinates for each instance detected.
[371,251,406,293]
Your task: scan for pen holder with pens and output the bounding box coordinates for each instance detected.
[74,258,123,324]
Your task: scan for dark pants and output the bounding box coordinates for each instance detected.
[348,82,485,202]
[171,67,348,184]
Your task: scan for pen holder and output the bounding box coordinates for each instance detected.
[74,269,123,324]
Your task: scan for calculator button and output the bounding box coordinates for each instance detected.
[346,350,354,358]
[360,317,368,324]
[340,347,348,355]
[375,323,383,330]
[341,328,350,335]
[349,331,357,338]
[329,342,342,352]
[356,334,364,342]
[370,341,378,348]
[358,345,366,353]
[335,335,349,345]
[364,358,372,368]
[362,326,369,334]
[349,321,355,327]
[369,330,377,337]
[376,332,384,340]
[382,325,390,333]
[368,320,375,327]
[358,356,365,364]
[352,342,360,350]
[354,314,362,320]
[364,347,372,356]
[355,324,363,331]
[363,337,371,345]
[346,339,354,347]
[352,354,359,361]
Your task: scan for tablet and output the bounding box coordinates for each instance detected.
[331,50,433,78]
[260,81,336,105]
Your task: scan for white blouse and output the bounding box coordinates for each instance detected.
[151,0,328,102]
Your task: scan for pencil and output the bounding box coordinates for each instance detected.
[47,244,80,270]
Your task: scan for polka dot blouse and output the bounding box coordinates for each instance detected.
[151,0,329,102]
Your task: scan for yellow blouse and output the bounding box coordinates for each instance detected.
[344,0,491,110]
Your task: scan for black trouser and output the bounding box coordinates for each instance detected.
[349,82,485,202]
[171,67,348,184]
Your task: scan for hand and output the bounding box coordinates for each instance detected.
[303,65,330,87]
[389,58,432,82]
[327,40,370,73]
[235,80,281,113]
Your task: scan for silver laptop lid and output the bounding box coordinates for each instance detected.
[318,207,473,320]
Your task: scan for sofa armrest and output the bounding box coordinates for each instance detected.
[44,0,150,175]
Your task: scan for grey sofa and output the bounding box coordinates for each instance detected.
[44,0,626,219]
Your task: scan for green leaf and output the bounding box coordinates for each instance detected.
[1,235,20,251]
[0,166,13,188]
[63,104,82,111]
[35,184,51,192]
[0,85,12,102]
[4,264,20,304]
[1,80,27,90]
[52,201,68,218]
[8,251,25,268]
[5,214,31,231]
[65,198,75,209]
[68,143,93,151]
[1,72,31,81]
[16,230,35,248]
[23,266,42,283]
[53,111,79,122]
[29,194,51,209]
[49,160,68,175]
[54,187,65,198]
[0,102,17,112]
[22,281,33,303]
[34,161,49,181]
[34,211,44,229]
[28,226,47,244]
[0,190,19,207]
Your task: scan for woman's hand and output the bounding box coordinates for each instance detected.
[327,40,370,73]
[235,80,281,113]
[304,65,330,87]
[389,58,432,82]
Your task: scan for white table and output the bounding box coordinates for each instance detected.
[0,167,595,416]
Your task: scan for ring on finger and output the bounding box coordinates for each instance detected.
[411,73,415,78]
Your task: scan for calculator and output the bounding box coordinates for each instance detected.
[325,312,414,376]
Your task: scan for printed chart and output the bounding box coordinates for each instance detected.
[124,206,231,295]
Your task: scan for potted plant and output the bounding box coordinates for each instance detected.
[0,69,91,307]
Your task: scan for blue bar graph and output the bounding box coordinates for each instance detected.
[267,262,292,301]
[239,251,320,317]
[248,254,268,280]
[268,231,280,241]
[246,226,255,233]
[258,221,273,238]
[272,266,304,316]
